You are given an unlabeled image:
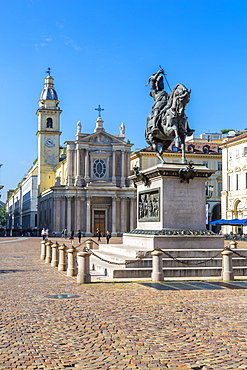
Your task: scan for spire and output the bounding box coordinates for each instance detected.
[40,68,58,101]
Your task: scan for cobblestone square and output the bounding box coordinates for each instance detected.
[1,237,247,369]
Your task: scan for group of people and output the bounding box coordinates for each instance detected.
[96,229,111,244]
[42,227,112,244]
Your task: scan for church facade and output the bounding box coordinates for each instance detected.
[6,72,137,236]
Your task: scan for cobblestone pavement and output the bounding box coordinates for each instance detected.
[1,238,247,369]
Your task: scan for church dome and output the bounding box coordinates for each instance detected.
[40,75,58,101]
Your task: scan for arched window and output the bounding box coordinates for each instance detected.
[46,118,53,128]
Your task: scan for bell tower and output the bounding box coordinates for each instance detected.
[36,68,62,194]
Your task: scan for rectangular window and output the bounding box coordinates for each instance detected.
[218,162,222,171]
[244,147,247,156]
[236,149,240,158]
[228,175,231,191]
[229,151,232,159]
[236,174,239,190]
[217,182,222,196]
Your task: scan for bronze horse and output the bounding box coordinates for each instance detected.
[145,83,192,164]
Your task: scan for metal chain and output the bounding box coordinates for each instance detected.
[157,248,223,266]
[49,240,231,267]
[87,248,151,266]
[231,249,247,259]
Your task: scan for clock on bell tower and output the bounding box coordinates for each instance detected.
[36,68,62,194]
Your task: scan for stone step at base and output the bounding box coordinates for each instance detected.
[91,256,247,278]
[98,244,247,259]
[92,249,247,269]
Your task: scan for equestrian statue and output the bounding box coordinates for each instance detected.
[145,68,194,164]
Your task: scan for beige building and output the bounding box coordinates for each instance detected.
[6,72,136,236]
[221,132,247,234]
[130,134,222,231]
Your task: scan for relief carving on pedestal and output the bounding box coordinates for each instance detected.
[138,188,160,222]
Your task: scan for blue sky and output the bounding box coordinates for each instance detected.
[1,0,247,201]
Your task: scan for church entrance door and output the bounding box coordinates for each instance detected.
[94,210,105,236]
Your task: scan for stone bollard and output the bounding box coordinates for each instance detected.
[40,240,46,261]
[85,239,94,251]
[51,242,59,267]
[77,251,91,284]
[45,240,52,264]
[229,240,238,249]
[151,250,164,282]
[67,246,77,277]
[58,244,67,271]
[221,248,234,281]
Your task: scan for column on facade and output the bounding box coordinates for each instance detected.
[76,196,81,232]
[75,148,82,186]
[66,148,73,186]
[85,149,90,183]
[116,197,120,234]
[120,197,127,233]
[120,150,125,187]
[112,149,116,185]
[111,196,117,236]
[60,197,66,229]
[67,197,72,233]
[129,197,135,231]
[86,196,91,236]
[54,197,61,232]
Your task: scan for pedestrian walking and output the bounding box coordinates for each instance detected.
[69,231,74,245]
[77,230,82,243]
[41,228,46,240]
[64,228,68,238]
[106,230,111,244]
[96,228,102,242]
[61,229,65,238]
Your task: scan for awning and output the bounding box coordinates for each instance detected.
[209,219,247,226]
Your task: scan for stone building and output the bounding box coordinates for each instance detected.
[221,132,247,234]
[6,165,38,230]
[130,133,222,231]
[6,72,136,235]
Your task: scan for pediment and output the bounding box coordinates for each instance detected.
[78,130,126,145]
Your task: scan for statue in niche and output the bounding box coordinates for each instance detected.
[145,67,194,164]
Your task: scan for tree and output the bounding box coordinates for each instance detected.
[220,129,235,134]
[0,203,6,226]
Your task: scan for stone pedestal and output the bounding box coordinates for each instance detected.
[124,163,224,250]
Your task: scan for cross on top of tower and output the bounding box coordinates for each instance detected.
[95,104,104,118]
[46,67,51,76]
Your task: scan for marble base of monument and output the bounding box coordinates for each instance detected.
[92,163,227,278]
[124,162,224,250]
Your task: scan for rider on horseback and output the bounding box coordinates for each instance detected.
[145,68,194,164]
[145,68,169,136]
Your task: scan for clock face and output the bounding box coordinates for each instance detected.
[45,137,55,147]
